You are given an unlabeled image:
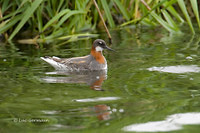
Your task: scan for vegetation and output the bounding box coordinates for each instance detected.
[0,0,200,43]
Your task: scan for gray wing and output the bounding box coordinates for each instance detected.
[52,55,93,70]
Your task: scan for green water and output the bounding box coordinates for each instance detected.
[1,27,200,133]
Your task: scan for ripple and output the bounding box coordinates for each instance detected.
[41,110,58,115]
[74,97,121,102]
[147,65,200,73]
[122,112,200,132]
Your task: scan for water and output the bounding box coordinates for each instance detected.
[1,27,200,133]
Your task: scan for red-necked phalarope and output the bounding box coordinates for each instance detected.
[41,39,114,71]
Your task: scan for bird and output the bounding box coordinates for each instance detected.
[41,39,114,71]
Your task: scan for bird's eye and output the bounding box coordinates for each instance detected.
[99,41,103,45]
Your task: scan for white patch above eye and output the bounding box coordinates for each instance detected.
[99,41,102,44]
[95,46,103,52]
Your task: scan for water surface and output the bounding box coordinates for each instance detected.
[1,27,200,133]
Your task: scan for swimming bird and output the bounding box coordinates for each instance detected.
[41,39,114,71]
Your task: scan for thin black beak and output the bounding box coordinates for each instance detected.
[105,46,115,51]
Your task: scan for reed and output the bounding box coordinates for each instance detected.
[0,0,199,43]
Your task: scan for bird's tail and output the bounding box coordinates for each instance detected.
[40,56,67,70]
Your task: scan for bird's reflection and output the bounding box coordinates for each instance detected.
[76,104,111,121]
[41,70,107,91]
[94,104,111,120]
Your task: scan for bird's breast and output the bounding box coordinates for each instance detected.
[90,50,106,64]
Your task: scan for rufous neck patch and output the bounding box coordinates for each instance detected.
[91,46,105,64]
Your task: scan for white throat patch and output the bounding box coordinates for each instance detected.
[95,46,103,52]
